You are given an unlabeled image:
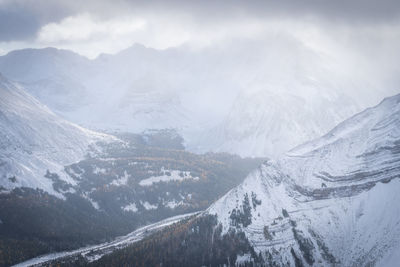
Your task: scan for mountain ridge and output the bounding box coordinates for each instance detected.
[204,92,400,266]
[0,73,112,196]
[1,41,396,158]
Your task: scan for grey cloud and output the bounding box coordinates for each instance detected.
[1,0,400,42]
[110,0,400,24]
[0,0,74,41]
[0,8,39,41]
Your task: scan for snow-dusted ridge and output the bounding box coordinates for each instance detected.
[0,73,115,196]
[280,93,400,190]
[207,93,400,266]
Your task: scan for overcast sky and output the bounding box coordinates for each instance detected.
[0,0,400,58]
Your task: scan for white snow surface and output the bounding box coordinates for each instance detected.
[111,170,130,186]
[207,94,400,266]
[141,201,157,210]
[164,199,184,209]
[139,168,199,186]
[0,74,113,196]
[122,203,138,213]
[82,193,100,210]
[236,253,253,265]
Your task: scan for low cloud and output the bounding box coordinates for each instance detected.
[0,0,400,93]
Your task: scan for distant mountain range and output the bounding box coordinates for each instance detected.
[0,39,395,158]
[1,41,399,265]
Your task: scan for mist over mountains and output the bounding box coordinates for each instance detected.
[0,36,397,157]
[1,1,400,266]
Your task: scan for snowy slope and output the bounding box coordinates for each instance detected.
[0,73,111,195]
[281,93,400,190]
[207,93,400,266]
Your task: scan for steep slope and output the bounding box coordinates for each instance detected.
[0,73,109,195]
[207,93,400,266]
[281,93,400,189]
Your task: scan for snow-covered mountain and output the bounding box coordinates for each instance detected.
[0,48,93,114]
[207,93,400,266]
[0,40,397,158]
[0,73,110,195]
[199,88,360,158]
[0,46,194,132]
